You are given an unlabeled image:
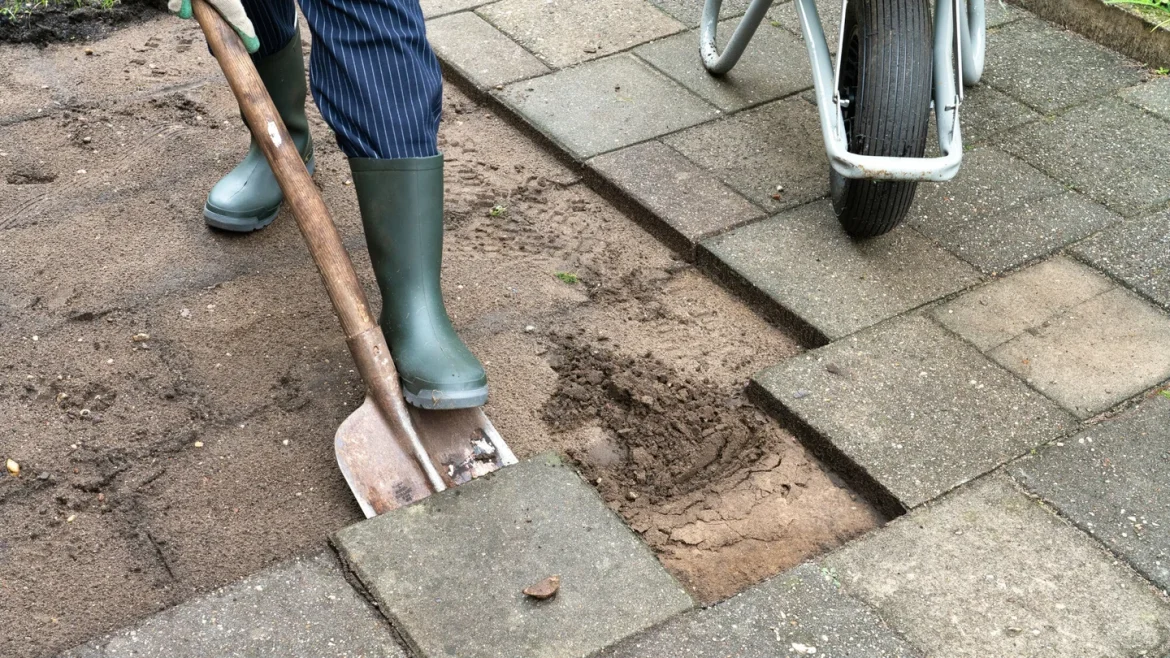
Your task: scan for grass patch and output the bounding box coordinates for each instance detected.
[1106,0,1170,30]
[554,272,579,285]
[1,0,119,19]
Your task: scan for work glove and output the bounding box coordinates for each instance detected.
[169,0,261,54]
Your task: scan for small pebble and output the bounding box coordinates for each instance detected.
[5,459,20,477]
[132,333,150,342]
[524,325,535,333]
[522,575,561,600]
[193,441,204,448]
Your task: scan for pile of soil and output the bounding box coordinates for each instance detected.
[544,335,883,600]
[0,15,882,656]
[0,0,163,45]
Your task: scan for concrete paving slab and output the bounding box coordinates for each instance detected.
[826,474,1170,658]
[932,256,1115,352]
[663,96,827,212]
[1121,76,1170,120]
[62,553,404,658]
[649,0,752,28]
[635,20,811,112]
[597,563,923,658]
[701,201,980,342]
[421,0,495,18]
[429,12,550,89]
[478,0,686,68]
[1011,393,1170,593]
[908,148,1119,273]
[983,18,1145,113]
[958,84,1042,143]
[333,454,693,658]
[989,285,1170,417]
[937,256,1170,416]
[998,97,1170,217]
[1072,208,1170,310]
[588,140,766,246]
[769,0,842,53]
[500,54,719,159]
[752,314,1076,508]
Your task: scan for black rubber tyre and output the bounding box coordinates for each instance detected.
[830,0,933,238]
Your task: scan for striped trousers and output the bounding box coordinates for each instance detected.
[242,0,442,159]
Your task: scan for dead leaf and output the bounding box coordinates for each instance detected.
[523,575,560,600]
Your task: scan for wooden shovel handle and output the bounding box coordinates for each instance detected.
[192,0,447,491]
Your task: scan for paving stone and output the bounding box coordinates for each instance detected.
[421,0,495,18]
[1121,76,1170,121]
[908,147,1119,273]
[63,553,404,658]
[588,140,766,245]
[753,314,1075,508]
[428,12,549,89]
[932,256,1114,351]
[478,0,686,68]
[826,474,1170,658]
[983,18,1145,113]
[500,54,718,159]
[958,83,1041,143]
[1072,207,1170,310]
[333,454,693,658]
[769,0,842,53]
[635,20,811,112]
[702,201,980,341]
[1011,394,1170,593]
[647,0,752,28]
[989,286,1170,417]
[597,563,923,658]
[938,256,1170,416]
[663,96,826,212]
[998,97,1170,217]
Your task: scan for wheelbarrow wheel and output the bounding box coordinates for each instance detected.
[830,0,933,238]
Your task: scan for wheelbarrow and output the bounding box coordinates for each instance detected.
[701,0,986,237]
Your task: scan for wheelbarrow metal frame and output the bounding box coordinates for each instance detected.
[700,0,986,182]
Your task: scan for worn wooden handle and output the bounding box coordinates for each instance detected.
[192,0,445,491]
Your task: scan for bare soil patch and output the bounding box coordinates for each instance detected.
[0,16,881,657]
[0,0,162,46]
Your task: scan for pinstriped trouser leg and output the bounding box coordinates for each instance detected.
[238,0,443,160]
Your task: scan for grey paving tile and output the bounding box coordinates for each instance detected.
[1011,393,1170,593]
[648,0,752,28]
[635,20,811,112]
[429,12,550,89]
[1072,207,1170,310]
[753,314,1076,508]
[826,474,1170,658]
[421,0,495,18]
[937,256,1170,417]
[989,286,1170,417]
[702,201,980,341]
[932,256,1114,352]
[908,148,1120,273]
[63,553,404,658]
[1121,76,1170,121]
[663,96,826,212]
[500,54,719,159]
[333,454,693,658]
[959,83,1041,143]
[997,97,1170,217]
[478,0,686,68]
[983,18,1146,113]
[588,140,766,245]
[597,563,923,658]
[769,0,841,53]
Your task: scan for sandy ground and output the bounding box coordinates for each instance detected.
[0,16,883,657]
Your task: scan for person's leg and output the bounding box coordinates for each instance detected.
[298,0,487,410]
[203,0,315,232]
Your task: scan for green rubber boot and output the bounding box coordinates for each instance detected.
[350,155,489,410]
[204,32,315,232]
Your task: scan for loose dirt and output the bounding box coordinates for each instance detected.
[0,0,163,46]
[0,16,882,657]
